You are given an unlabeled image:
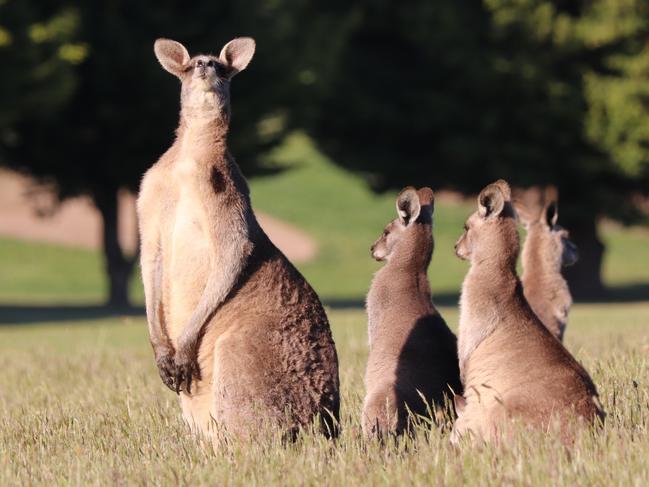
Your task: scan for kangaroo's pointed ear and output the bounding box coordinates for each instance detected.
[417,187,435,221]
[453,394,467,415]
[219,37,256,78]
[478,180,509,219]
[154,39,190,78]
[416,187,435,208]
[396,187,421,225]
[545,201,558,228]
[513,201,531,228]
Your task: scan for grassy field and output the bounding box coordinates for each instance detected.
[1,305,648,485]
[1,133,649,485]
[0,133,647,305]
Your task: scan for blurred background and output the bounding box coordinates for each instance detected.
[1,0,648,322]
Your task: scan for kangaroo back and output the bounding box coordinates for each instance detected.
[363,187,460,438]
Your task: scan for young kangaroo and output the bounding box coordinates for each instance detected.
[518,190,578,342]
[451,180,603,445]
[137,38,339,444]
[362,187,461,437]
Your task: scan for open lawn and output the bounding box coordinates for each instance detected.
[1,133,648,485]
[1,305,648,485]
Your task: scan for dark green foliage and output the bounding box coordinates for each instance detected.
[0,0,335,305]
[304,0,649,295]
[0,0,331,194]
[1,0,648,301]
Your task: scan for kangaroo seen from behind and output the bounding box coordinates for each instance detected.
[517,190,578,342]
[363,187,461,437]
[452,180,603,445]
[137,38,339,444]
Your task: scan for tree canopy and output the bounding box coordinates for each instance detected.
[0,0,335,305]
[303,0,649,295]
[1,0,648,301]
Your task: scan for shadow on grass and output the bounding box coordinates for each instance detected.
[0,282,646,325]
[0,304,144,326]
[575,283,649,303]
[323,282,649,310]
[324,292,461,310]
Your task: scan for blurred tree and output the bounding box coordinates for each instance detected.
[305,0,649,297]
[0,0,337,307]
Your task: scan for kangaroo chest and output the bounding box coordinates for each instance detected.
[170,157,211,254]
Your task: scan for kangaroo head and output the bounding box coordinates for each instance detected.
[548,203,579,267]
[455,180,519,265]
[516,188,579,268]
[371,187,434,262]
[154,37,255,122]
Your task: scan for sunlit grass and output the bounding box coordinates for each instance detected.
[1,304,648,485]
[1,133,647,483]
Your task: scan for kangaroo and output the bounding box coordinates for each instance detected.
[137,38,340,444]
[362,187,461,437]
[518,189,578,342]
[451,180,603,445]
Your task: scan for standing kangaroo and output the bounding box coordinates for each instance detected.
[362,187,461,437]
[452,180,603,445]
[517,191,578,342]
[137,38,339,443]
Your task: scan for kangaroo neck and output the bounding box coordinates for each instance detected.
[176,115,229,164]
[465,258,518,299]
[390,225,433,271]
[379,261,430,292]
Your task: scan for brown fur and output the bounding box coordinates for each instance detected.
[451,180,603,445]
[362,187,461,437]
[516,188,578,341]
[137,38,339,445]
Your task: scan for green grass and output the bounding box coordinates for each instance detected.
[1,304,648,485]
[0,238,104,304]
[250,133,473,300]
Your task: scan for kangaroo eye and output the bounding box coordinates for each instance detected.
[196,60,204,67]
[464,224,469,232]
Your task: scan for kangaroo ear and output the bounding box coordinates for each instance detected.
[396,187,421,225]
[513,201,532,228]
[417,187,435,207]
[453,394,467,415]
[219,37,256,78]
[545,201,558,228]
[416,187,435,221]
[154,39,190,78]
[478,181,508,219]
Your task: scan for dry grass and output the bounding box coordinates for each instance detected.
[1,303,648,486]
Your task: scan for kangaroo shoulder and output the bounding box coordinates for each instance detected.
[139,149,178,206]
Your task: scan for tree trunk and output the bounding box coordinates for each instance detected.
[94,186,137,308]
[562,217,606,300]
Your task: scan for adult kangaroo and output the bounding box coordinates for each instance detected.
[137,38,339,445]
[452,180,603,445]
[517,188,578,342]
[363,187,461,437]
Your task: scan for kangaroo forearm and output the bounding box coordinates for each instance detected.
[141,248,170,353]
[177,243,248,352]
